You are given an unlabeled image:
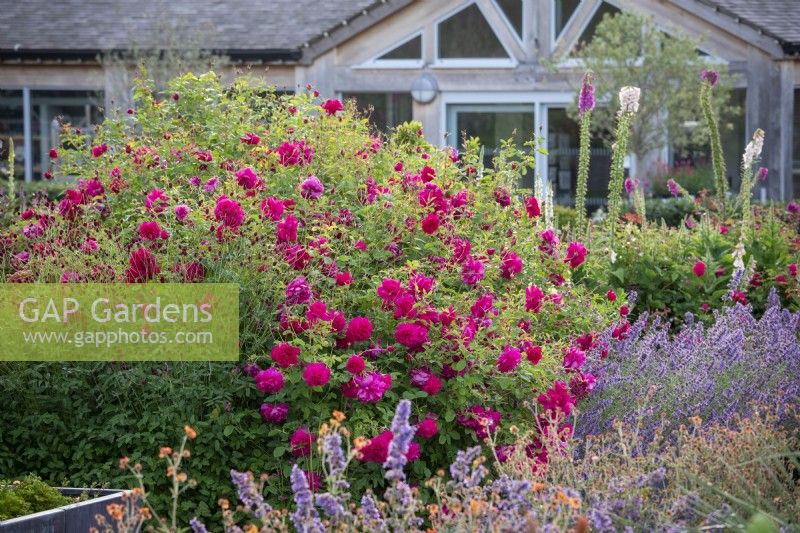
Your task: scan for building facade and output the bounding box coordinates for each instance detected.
[1,0,799,201]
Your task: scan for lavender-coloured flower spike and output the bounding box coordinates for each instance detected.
[360,493,386,529]
[290,464,324,533]
[189,517,209,533]
[230,469,271,519]
[384,399,416,481]
[579,72,595,116]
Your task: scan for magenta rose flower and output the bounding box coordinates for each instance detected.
[255,368,285,394]
[259,402,288,423]
[303,362,331,387]
[394,322,429,348]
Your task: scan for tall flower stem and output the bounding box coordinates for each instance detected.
[606,87,639,234]
[738,128,765,235]
[576,73,595,234]
[700,70,727,211]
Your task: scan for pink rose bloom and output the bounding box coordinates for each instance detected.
[417,417,439,439]
[255,368,284,394]
[693,260,706,277]
[214,196,245,229]
[421,212,440,235]
[91,143,108,157]
[346,355,366,374]
[345,316,373,345]
[564,241,587,268]
[461,257,486,286]
[174,204,190,221]
[126,248,160,283]
[138,221,169,241]
[353,371,392,403]
[277,214,299,243]
[303,362,331,387]
[497,347,521,373]
[563,346,586,371]
[290,427,315,457]
[525,284,545,313]
[260,197,286,221]
[394,322,429,348]
[235,167,260,189]
[240,132,260,145]
[271,342,300,368]
[80,239,99,254]
[336,271,353,286]
[538,381,575,416]
[525,197,541,218]
[500,250,523,279]
[300,175,324,200]
[321,99,344,115]
[259,402,288,423]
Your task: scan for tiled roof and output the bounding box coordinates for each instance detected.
[0,0,381,57]
[702,0,800,47]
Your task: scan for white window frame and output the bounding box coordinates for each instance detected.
[550,0,583,49]
[432,1,518,69]
[440,91,574,191]
[492,0,526,46]
[356,31,425,70]
[556,0,624,65]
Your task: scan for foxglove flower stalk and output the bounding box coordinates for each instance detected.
[738,128,765,229]
[576,72,594,232]
[607,86,641,230]
[699,69,728,209]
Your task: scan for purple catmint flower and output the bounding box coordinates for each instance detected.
[290,464,324,533]
[360,493,386,530]
[448,446,487,490]
[383,399,416,481]
[230,470,271,519]
[189,517,208,533]
[579,72,596,116]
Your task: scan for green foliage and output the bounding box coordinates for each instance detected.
[0,474,72,520]
[0,72,618,528]
[577,211,799,320]
[639,197,696,227]
[570,11,738,167]
[650,162,715,197]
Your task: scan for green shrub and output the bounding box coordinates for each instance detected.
[650,162,715,197]
[0,474,72,520]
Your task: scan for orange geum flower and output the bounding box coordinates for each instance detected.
[332,410,346,422]
[159,447,172,458]
[184,425,197,439]
[118,457,129,470]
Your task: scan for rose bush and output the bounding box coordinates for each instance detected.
[0,72,618,521]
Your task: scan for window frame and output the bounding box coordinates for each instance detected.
[356,31,425,70]
[493,0,526,46]
[550,0,583,49]
[432,1,518,69]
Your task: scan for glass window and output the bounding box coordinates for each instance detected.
[447,104,535,187]
[342,92,412,131]
[438,4,509,59]
[495,0,523,39]
[0,90,24,180]
[794,89,800,198]
[553,0,581,39]
[378,35,422,60]
[576,1,621,50]
[31,90,103,180]
[547,107,611,206]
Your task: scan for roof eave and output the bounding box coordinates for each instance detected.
[0,48,302,64]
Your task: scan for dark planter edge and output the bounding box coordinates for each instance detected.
[0,488,127,533]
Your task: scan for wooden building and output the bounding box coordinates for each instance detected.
[1,0,799,201]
